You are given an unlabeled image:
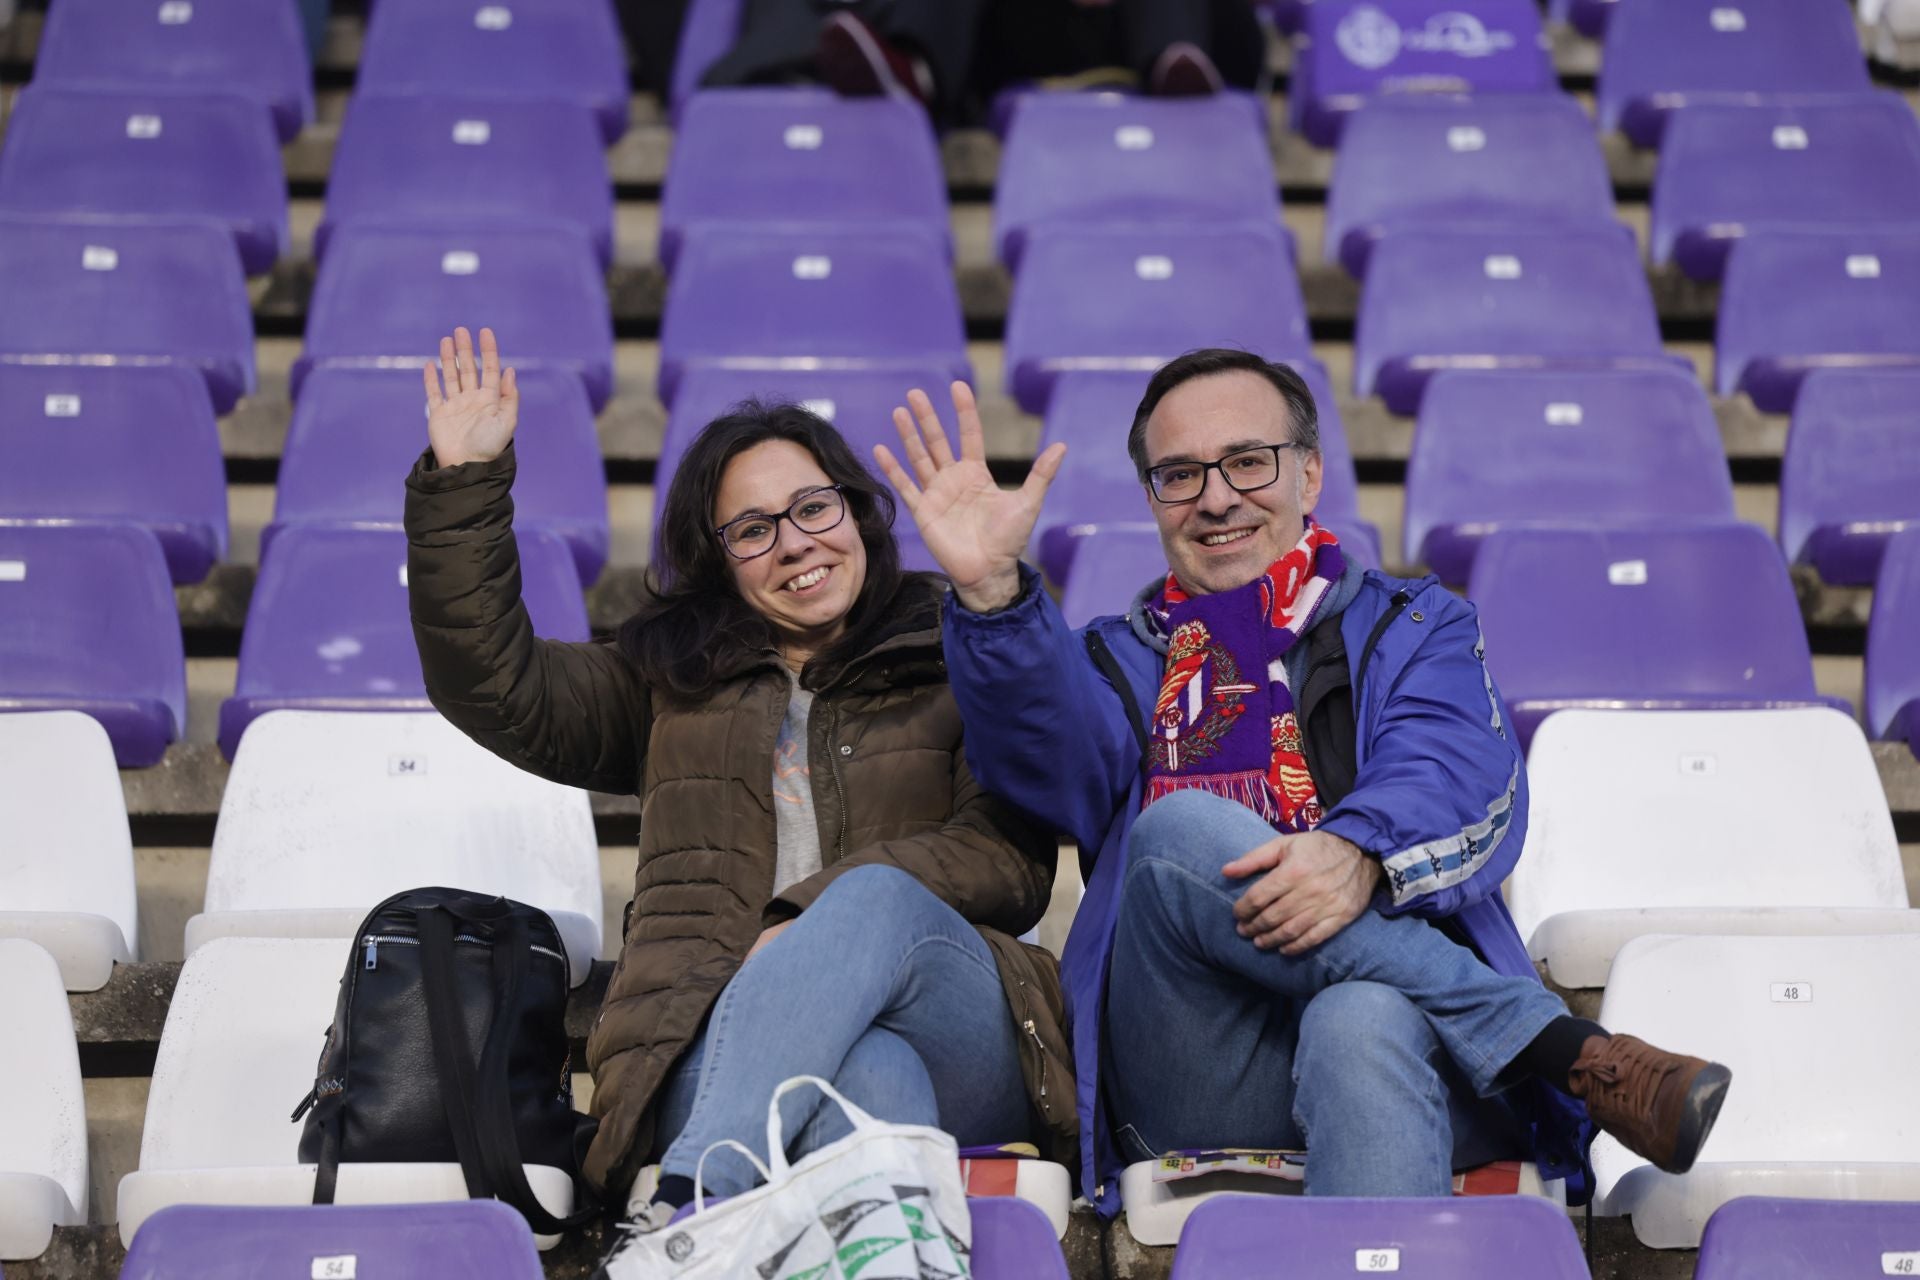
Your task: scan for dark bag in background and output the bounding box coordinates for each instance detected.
[292,887,599,1234]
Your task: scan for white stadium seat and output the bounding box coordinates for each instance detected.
[0,939,87,1259]
[187,711,603,986]
[1593,932,1920,1248]
[116,937,577,1248]
[0,710,139,990]
[1508,708,1917,987]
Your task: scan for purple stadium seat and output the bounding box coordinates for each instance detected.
[1695,1197,1920,1280]
[292,221,613,410]
[1167,1195,1586,1279]
[993,94,1279,271]
[1004,223,1310,415]
[1326,95,1617,278]
[1867,526,1920,755]
[0,523,185,768]
[894,527,944,576]
[0,364,226,584]
[669,0,743,123]
[660,90,948,273]
[270,367,609,584]
[218,525,588,759]
[1548,0,1616,38]
[0,215,255,414]
[1716,230,1920,412]
[118,1201,543,1279]
[658,364,957,507]
[32,0,313,143]
[317,95,614,267]
[970,1198,1070,1280]
[357,0,629,145]
[0,87,288,276]
[1034,364,1370,587]
[1597,0,1873,147]
[1780,369,1920,585]
[1469,524,1822,747]
[1354,222,1679,414]
[1651,96,1920,281]
[1290,0,1556,147]
[657,227,969,410]
[1406,367,1736,583]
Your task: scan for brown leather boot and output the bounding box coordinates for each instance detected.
[1568,1034,1732,1174]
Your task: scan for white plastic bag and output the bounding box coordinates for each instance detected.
[606,1075,973,1280]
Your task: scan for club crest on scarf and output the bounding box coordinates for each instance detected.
[1145,521,1344,832]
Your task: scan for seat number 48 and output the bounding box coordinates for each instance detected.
[1885,1253,1919,1275]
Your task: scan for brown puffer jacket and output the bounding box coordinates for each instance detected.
[403,446,1077,1197]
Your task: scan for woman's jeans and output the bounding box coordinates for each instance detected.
[1105,791,1566,1196]
[653,865,1031,1197]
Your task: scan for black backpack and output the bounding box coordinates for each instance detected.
[291,887,600,1234]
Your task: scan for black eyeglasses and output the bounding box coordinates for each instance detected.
[714,485,848,560]
[1145,443,1300,505]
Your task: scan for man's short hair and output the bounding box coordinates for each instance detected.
[1127,349,1322,480]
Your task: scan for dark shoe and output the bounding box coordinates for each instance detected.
[817,11,932,104]
[1568,1033,1732,1174]
[1149,41,1223,97]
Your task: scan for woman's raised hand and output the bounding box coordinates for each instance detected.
[873,382,1066,614]
[423,326,518,468]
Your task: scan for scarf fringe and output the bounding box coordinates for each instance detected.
[1145,772,1284,826]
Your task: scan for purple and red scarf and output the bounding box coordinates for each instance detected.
[1144,521,1345,832]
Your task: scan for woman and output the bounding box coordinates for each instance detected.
[403,327,1074,1231]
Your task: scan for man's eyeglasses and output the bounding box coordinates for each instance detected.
[714,485,849,560]
[1145,443,1300,505]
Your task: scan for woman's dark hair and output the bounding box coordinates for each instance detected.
[617,400,910,698]
[1127,348,1321,480]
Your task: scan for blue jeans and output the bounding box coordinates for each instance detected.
[1106,791,1565,1196]
[653,865,1032,1196]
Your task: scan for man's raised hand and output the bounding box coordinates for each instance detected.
[423,325,518,468]
[872,381,1066,614]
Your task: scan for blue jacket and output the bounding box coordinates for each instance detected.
[943,564,1595,1215]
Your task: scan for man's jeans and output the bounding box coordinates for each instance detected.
[653,865,1031,1197]
[1106,791,1566,1196]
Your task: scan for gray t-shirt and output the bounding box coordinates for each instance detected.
[772,670,823,896]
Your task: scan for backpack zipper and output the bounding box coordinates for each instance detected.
[1355,588,1416,698]
[361,932,567,971]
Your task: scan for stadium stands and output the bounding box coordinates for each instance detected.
[115,937,578,1249]
[0,940,87,1260]
[1868,527,1920,755]
[1510,708,1914,987]
[994,94,1278,271]
[0,522,185,769]
[667,0,741,122]
[317,95,614,268]
[1597,0,1874,146]
[1694,1197,1920,1280]
[1592,932,1920,1247]
[270,366,609,584]
[118,1202,545,1280]
[1651,96,1920,281]
[217,526,589,760]
[1290,0,1557,147]
[1004,223,1310,415]
[292,221,614,409]
[1167,1195,1585,1279]
[0,214,255,414]
[969,1197,1072,1279]
[1717,230,1920,412]
[355,0,629,145]
[1325,95,1615,278]
[1404,367,1735,585]
[1354,223,1678,414]
[189,710,602,986]
[0,87,288,276]
[0,362,226,584]
[657,226,969,410]
[1468,524,1823,746]
[31,0,314,143]
[1780,368,1920,584]
[0,711,138,993]
[660,89,948,272]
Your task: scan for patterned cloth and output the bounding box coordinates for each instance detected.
[1144,521,1346,831]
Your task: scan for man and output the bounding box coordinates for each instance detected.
[874,350,1730,1213]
